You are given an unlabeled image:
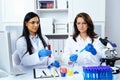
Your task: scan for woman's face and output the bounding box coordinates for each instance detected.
[76,17,88,34]
[26,16,39,36]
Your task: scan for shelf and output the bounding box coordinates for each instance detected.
[45,33,69,36]
[36,8,68,12]
[46,34,68,39]
[35,0,69,36]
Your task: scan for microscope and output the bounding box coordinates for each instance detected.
[99,37,120,74]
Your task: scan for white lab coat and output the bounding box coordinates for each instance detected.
[12,35,54,68]
[62,35,105,66]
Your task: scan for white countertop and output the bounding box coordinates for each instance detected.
[0,66,120,80]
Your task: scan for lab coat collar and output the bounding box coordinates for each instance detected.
[29,34,40,51]
[76,35,92,44]
[29,34,38,39]
[76,35,91,41]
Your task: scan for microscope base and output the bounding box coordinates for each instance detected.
[100,57,120,74]
[111,66,120,74]
[101,57,120,67]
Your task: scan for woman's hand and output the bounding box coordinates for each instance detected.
[69,54,78,62]
[85,44,97,55]
[38,49,52,57]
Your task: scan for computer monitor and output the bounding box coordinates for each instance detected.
[0,31,12,74]
[0,31,24,77]
[5,25,23,54]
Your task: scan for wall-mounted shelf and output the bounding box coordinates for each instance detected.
[35,0,69,36]
[46,34,68,39]
[36,8,68,12]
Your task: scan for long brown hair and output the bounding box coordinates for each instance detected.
[73,12,98,43]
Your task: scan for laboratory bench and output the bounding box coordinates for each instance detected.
[0,66,120,80]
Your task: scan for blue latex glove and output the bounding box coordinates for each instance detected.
[84,43,97,55]
[48,60,60,69]
[38,49,52,57]
[69,54,78,62]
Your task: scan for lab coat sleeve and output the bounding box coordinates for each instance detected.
[21,52,41,66]
[15,37,41,66]
[21,49,55,66]
[93,37,106,59]
[12,50,21,66]
[77,51,100,65]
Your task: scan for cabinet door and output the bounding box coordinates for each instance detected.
[69,0,105,22]
[2,0,35,23]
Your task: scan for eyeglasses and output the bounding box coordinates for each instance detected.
[28,21,40,25]
[76,22,87,26]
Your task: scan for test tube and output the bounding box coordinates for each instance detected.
[48,44,51,58]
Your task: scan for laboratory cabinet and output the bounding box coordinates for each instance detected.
[49,39,66,62]
[35,0,69,35]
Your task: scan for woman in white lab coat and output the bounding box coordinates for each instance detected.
[12,12,55,68]
[62,12,105,66]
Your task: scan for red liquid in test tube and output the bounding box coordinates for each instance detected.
[48,44,51,58]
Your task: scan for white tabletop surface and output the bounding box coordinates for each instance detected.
[0,66,120,80]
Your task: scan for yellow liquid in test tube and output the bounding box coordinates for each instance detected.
[67,69,74,76]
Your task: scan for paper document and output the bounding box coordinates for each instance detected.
[33,68,59,78]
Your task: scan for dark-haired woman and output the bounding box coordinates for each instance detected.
[12,12,55,68]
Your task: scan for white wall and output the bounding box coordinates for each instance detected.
[0,0,1,21]
[0,0,3,31]
[106,0,120,64]
[1,0,35,23]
